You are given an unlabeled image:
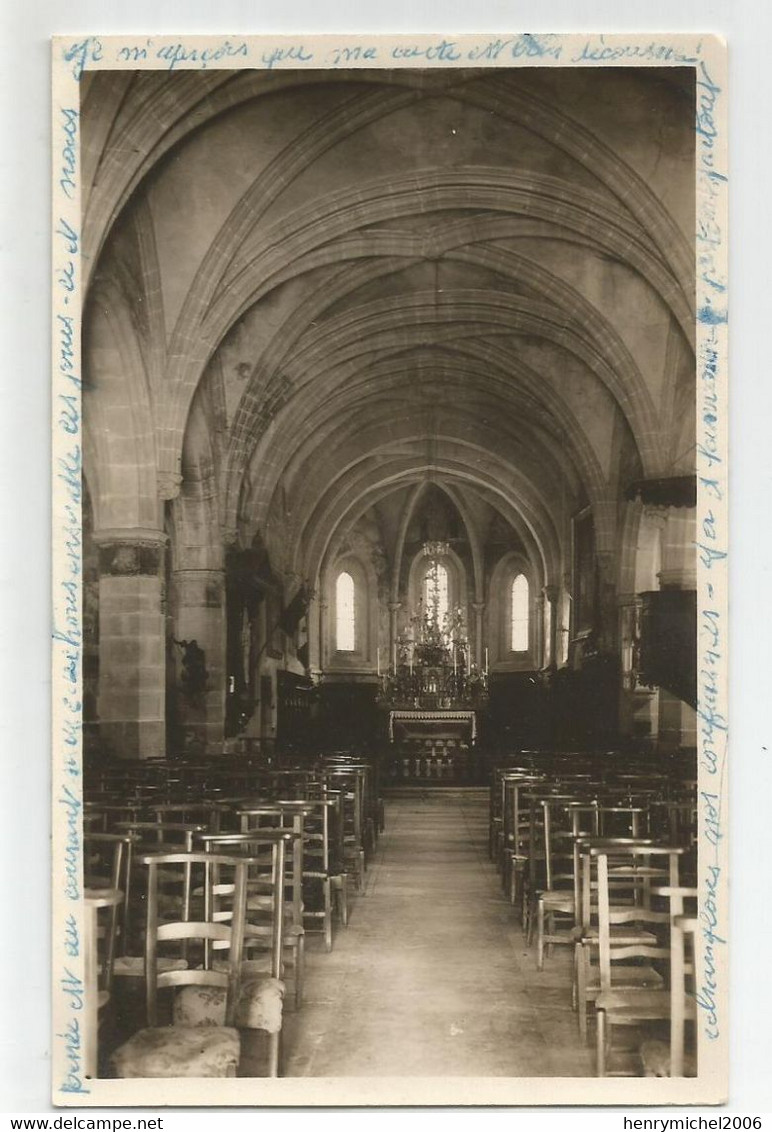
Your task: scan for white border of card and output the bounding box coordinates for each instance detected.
[51,32,728,1108]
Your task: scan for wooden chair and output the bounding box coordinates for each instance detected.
[196,831,296,1077]
[522,789,579,939]
[669,912,698,1075]
[649,797,698,869]
[112,821,207,972]
[639,891,698,1077]
[110,852,251,1078]
[499,772,544,911]
[534,799,598,970]
[238,806,306,1009]
[84,832,135,983]
[597,801,649,840]
[488,761,534,861]
[573,838,670,1042]
[592,843,691,1075]
[277,798,338,952]
[149,802,220,832]
[84,800,148,834]
[319,767,367,889]
[83,887,123,1079]
[324,760,379,852]
[305,786,348,928]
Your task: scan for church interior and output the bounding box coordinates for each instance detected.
[78,65,700,1082]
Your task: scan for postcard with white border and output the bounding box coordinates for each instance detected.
[51,31,728,1107]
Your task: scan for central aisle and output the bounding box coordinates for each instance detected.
[282,790,592,1077]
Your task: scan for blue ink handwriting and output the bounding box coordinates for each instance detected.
[261,44,313,70]
[58,112,79,199]
[63,39,102,81]
[157,40,249,72]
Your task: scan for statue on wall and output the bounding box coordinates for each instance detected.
[174,638,208,708]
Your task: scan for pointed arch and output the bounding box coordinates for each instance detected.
[335,570,356,652]
[511,574,530,652]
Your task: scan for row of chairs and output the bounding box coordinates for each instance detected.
[83,753,382,1079]
[489,750,698,1077]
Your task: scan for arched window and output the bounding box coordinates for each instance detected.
[423,561,449,629]
[336,571,356,651]
[511,574,529,651]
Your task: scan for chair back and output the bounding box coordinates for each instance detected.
[651,887,698,1076]
[591,842,688,993]
[238,807,305,930]
[671,913,698,1076]
[541,797,598,892]
[140,851,251,1027]
[84,832,135,971]
[83,888,123,1078]
[198,829,297,979]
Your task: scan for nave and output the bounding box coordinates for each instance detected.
[280,791,591,1078]
[84,747,696,1083]
[75,64,701,1091]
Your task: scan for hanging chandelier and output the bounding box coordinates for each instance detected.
[422,540,450,559]
[377,540,488,710]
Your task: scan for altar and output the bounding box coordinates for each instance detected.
[388,709,477,743]
[385,709,482,783]
[377,542,488,782]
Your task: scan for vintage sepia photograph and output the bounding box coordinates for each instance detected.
[51,34,728,1107]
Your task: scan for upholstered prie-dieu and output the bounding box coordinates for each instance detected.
[110,1025,240,1078]
[174,977,285,1034]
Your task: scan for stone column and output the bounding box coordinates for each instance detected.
[319,601,330,670]
[657,507,697,749]
[171,567,226,753]
[658,689,697,751]
[659,509,697,590]
[471,601,486,669]
[617,592,658,740]
[94,528,167,760]
[307,590,322,678]
[558,581,572,667]
[617,593,641,692]
[534,591,545,666]
[595,551,619,653]
[542,585,559,667]
[639,504,668,588]
[388,602,401,673]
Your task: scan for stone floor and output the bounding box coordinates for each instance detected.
[280,789,593,1077]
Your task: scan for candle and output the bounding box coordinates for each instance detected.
[485,647,489,674]
[377,647,380,676]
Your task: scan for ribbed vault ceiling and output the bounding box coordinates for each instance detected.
[83,66,695,588]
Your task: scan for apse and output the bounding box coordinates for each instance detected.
[74,58,705,1090]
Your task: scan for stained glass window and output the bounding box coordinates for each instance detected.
[423,561,449,629]
[336,571,355,651]
[511,574,529,651]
